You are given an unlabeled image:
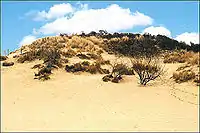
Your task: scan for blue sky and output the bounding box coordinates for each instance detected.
[1,1,199,53]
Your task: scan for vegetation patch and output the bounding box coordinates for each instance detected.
[172,70,195,83]
[0,55,7,61]
[2,61,14,66]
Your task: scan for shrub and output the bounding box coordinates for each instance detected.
[32,64,44,69]
[17,51,37,63]
[102,74,122,83]
[111,75,122,83]
[86,53,101,60]
[86,64,99,74]
[131,58,164,85]
[96,58,110,65]
[81,61,90,66]
[38,74,51,81]
[111,63,134,76]
[194,74,200,86]
[65,61,109,74]
[35,67,52,76]
[102,74,113,82]
[34,66,52,81]
[188,53,199,65]
[61,49,76,58]
[0,55,7,61]
[172,70,195,83]
[76,53,91,59]
[2,61,14,66]
[176,64,191,71]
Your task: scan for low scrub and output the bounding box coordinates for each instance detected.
[65,62,109,74]
[102,74,122,83]
[163,51,198,64]
[111,63,134,76]
[172,70,195,83]
[0,55,7,61]
[2,61,14,66]
[131,58,164,85]
[34,66,52,81]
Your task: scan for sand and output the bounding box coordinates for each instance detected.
[1,59,199,131]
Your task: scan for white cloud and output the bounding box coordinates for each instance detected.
[175,32,199,45]
[34,3,74,21]
[143,26,171,37]
[19,35,37,47]
[35,4,153,35]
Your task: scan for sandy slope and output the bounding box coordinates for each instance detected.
[1,59,199,131]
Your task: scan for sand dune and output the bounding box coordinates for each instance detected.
[1,59,199,131]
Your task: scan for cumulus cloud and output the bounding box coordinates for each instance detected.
[143,26,171,37]
[175,32,199,45]
[35,4,153,35]
[19,35,37,47]
[33,3,74,21]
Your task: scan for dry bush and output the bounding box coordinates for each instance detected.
[42,48,63,68]
[163,51,198,64]
[97,49,104,55]
[65,61,109,74]
[61,49,76,58]
[131,57,164,85]
[0,55,7,61]
[188,53,199,65]
[34,66,52,81]
[96,58,110,65]
[17,50,38,63]
[2,61,14,66]
[111,62,134,76]
[32,64,44,69]
[86,53,101,60]
[176,64,191,71]
[172,70,195,83]
[194,74,200,86]
[163,53,186,63]
[81,61,90,66]
[86,36,102,45]
[86,63,109,74]
[38,73,51,81]
[102,60,134,83]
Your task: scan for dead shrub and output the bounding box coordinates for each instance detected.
[163,51,198,64]
[17,51,37,63]
[188,53,199,65]
[2,61,14,66]
[172,70,196,83]
[176,64,191,71]
[0,55,7,61]
[194,74,200,86]
[96,58,110,65]
[86,53,101,60]
[38,74,51,81]
[65,61,109,74]
[111,75,122,83]
[97,49,104,55]
[131,58,164,85]
[102,74,113,82]
[61,49,76,58]
[32,64,44,69]
[76,53,91,59]
[81,61,90,66]
[34,66,52,81]
[111,63,134,76]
